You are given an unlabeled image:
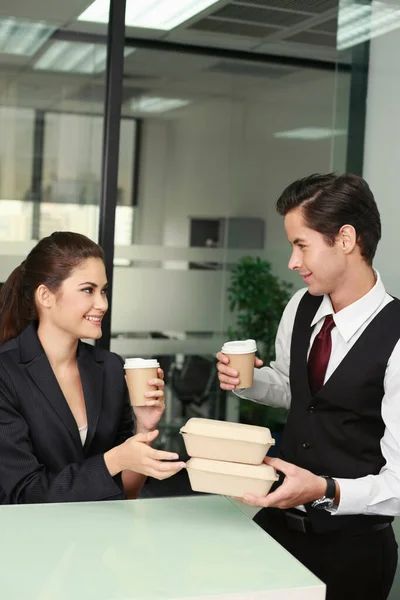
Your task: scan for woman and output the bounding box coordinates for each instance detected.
[0,231,185,504]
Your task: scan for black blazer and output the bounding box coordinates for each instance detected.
[0,322,134,504]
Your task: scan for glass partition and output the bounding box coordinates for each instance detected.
[109,47,350,474]
[0,2,353,499]
[0,10,139,281]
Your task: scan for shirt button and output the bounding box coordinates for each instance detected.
[308,406,315,413]
[302,442,311,450]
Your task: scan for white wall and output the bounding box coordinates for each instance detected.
[362,4,400,596]
[363,20,400,296]
[132,120,170,246]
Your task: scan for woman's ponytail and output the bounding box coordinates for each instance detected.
[0,262,32,344]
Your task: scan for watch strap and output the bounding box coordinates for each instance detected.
[321,475,336,500]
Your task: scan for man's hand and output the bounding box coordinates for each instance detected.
[216,351,263,391]
[241,456,331,509]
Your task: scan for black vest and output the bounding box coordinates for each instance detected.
[279,292,400,533]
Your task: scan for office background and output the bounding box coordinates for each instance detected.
[0,0,399,596]
[0,0,351,392]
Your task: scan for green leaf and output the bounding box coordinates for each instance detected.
[227,256,293,365]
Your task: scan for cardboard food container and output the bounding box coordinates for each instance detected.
[186,457,278,497]
[180,418,275,465]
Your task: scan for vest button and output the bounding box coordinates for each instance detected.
[308,406,315,413]
[302,442,311,449]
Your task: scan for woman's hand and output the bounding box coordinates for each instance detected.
[105,430,185,480]
[132,367,166,433]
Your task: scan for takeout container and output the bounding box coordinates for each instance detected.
[186,458,278,497]
[180,418,275,465]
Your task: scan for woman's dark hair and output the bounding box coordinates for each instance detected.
[276,173,381,265]
[0,232,104,344]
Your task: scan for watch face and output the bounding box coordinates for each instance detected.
[312,497,335,510]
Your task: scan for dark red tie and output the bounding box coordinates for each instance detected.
[308,315,336,396]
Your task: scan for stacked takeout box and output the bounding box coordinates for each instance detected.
[180,418,278,497]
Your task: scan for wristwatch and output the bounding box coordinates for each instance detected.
[311,476,336,510]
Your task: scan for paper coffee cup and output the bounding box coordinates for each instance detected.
[221,339,257,388]
[124,358,160,406]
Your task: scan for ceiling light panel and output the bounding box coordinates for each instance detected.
[337,1,400,50]
[34,41,135,74]
[0,17,55,56]
[130,96,190,113]
[79,0,221,30]
[274,127,347,140]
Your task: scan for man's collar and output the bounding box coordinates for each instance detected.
[310,271,386,342]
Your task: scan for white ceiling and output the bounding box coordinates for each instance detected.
[0,0,344,60]
[0,0,348,117]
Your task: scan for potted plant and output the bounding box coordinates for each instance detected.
[227,256,293,436]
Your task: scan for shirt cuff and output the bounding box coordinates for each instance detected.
[332,477,372,515]
[233,369,268,403]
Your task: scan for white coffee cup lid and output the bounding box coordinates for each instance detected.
[124,358,160,369]
[221,339,257,354]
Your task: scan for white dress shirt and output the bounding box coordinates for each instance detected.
[79,424,88,446]
[235,272,400,517]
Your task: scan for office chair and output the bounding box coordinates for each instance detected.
[170,354,218,419]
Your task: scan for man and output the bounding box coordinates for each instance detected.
[217,173,400,600]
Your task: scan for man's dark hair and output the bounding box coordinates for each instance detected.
[276,173,381,265]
